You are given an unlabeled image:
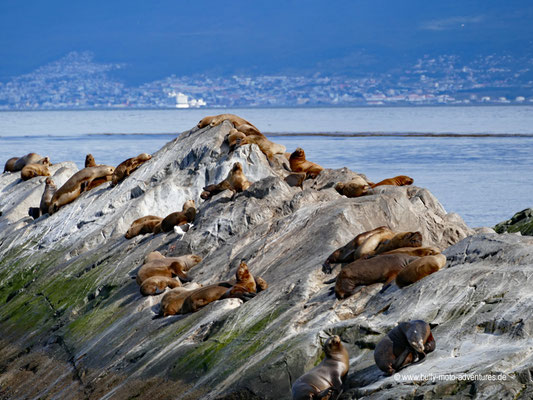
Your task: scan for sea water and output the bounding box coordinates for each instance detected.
[1,106,532,227]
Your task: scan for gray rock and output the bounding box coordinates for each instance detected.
[494,208,533,236]
[0,122,529,400]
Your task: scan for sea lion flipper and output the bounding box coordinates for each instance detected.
[316,387,340,400]
[392,348,412,371]
[324,277,337,285]
[218,282,233,288]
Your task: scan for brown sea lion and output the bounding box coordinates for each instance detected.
[139,276,181,296]
[396,254,447,288]
[197,114,258,130]
[21,164,51,181]
[145,251,165,263]
[227,128,247,151]
[220,261,257,299]
[291,335,349,400]
[3,157,20,172]
[334,254,418,299]
[48,165,115,214]
[324,227,393,271]
[382,246,441,257]
[201,162,251,200]
[160,200,196,233]
[125,216,163,239]
[136,260,190,285]
[141,257,198,282]
[179,284,230,314]
[335,176,371,198]
[241,133,286,160]
[13,153,49,171]
[289,148,324,179]
[85,154,96,168]
[111,153,152,186]
[40,177,57,215]
[254,276,268,292]
[235,123,263,136]
[370,231,423,256]
[158,283,202,317]
[371,175,414,188]
[163,254,202,271]
[374,320,436,376]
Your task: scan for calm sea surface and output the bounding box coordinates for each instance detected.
[1,106,533,228]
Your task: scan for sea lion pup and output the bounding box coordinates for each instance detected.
[20,163,51,181]
[111,153,152,186]
[289,148,324,179]
[201,162,251,200]
[139,276,182,296]
[48,165,115,214]
[396,254,447,288]
[335,176,371,198]
[3,157,20,172]
[136,260,190,285]
[382,246,441,257]
[197,114,258,130]
[158,283,202,317]
[334,253,418,299]
[40,177,57,215]
[324,226,393,272]
[125,216,163,239]
[369,231,423,257]
[13,153,49,171]
[220,261,257,300]
[374,320,436,376]
[160,200,196,233]
[371,175,414,188]
[85,154,96,168]
[291,335,349,400]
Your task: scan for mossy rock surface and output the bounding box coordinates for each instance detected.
[494,208,533,236]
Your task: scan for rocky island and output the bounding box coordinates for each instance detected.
[0,120,532,399]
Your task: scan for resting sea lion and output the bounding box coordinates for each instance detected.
[241,133,286,160]
[160,200,196,233]
[21,164,51,181]
[254,276,268,292]
[112,153,152,185]
[335,176,371,198]
[48,165,115,214]
[13,153,49,171]
[85,154,96,168]
[197,114,258,130]
[334,254,418,299]
[371,175,414,188]
[158,283,202,317]
[179,284,230,314]
[3,157,19,172]
[139,276,181,296]
[40,177,57,215]
[227,129,247,151]
[136,260,190,285]
[291,335,349,400]
[201,162,251,200]
[370,231,423,256]
[382,246,441,257]
[125,216,163,239]
[289,148,324,179]
[144,252,202,271]
[395,254,447,288]
[235,123,263,136]
[374,320,435,375]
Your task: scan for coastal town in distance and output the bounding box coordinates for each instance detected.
[0,51,532,110]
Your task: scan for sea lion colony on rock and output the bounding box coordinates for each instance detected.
[4,114,445,389]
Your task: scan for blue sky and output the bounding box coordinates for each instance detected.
[1,0,532,82]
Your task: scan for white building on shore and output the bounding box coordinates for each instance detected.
[168,91,206,108]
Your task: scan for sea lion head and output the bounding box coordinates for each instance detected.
[290,147,305,161]
[45,177,54,185]
[236,261,250,282]
[138,153,152,161]
[405,321,429,353]
[85,154,95,167]
[324,335,343,356]
[40,157,51,166]
[405,231,423,247]
[398,175,414,185]
[182,199,195,211]
[334,182,345,193]
[232,162,243,173]
[190,255,203,264]
[197,116,211,128]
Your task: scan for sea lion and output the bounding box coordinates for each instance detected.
[160,200,196,233]
[21,164,51,181]
[254,276,268,292]
[291,335,349,400]
[136,260,190,285]
[335,176,371,198]
[235,123,263,136]
[240,133,286,160]
[85,154,96,168]
[3,157,19,172]
[370,231,423,256]
[324,227,393,271]
[201,162,251,200]
[112,153,152,186]
[48,165,115,214]
[13,153,50,171]
[197,114,258,130]
[396,254,447,288]
[40,177,57,215]
[158,283,202,317]
[371,175,414,188]
[139,276,181,296]
[179,284,230,314]
[334,254,418,299]
[382,246,441,257]
[125,216,163,239]
[289,148,324,179]
[143,252,202,271]
[227,128,247,151]
[220,261,257,299]
[374,320,436,375]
